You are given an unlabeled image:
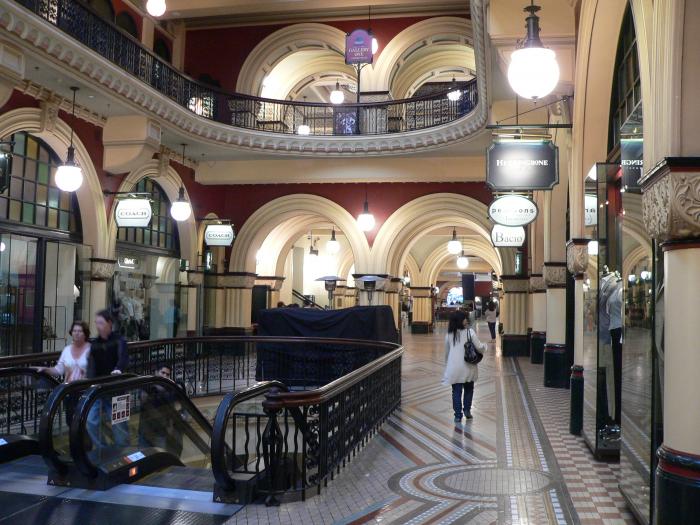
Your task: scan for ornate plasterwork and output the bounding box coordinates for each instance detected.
[642,167,700,241]
[186,271,204,286]
[89,258,115,281]
[543,263,567,287]
[39,96,60,133]
[219,273,257,288]
[0,0,488,157]
[566,240,589,275]
[529,275,546,292]
[501,278,529,293]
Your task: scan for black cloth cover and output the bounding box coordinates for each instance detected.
[255,306,398,386]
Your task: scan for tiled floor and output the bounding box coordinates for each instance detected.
[225,323,640,524]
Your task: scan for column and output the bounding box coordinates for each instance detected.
[566,239,589,435]
[501,276,529,356]
[87,258,115,334]
[543,262,568,388]
[345,287,357,308]
[255,276,285,308]
[222,272,257,334]
[409,287,433,334]
[383,278,403,331]
[334,285,347,309]
[529,274,547,364]
[184,270,203,336]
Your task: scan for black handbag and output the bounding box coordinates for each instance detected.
[463,329,484,364]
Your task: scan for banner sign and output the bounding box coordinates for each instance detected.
[345,29,373,64]
[204,224,235,246]
[584,194,597,227]
[491,225,526,247]
[488,194,538,227]
[486,141,559,191]
[621,138,643,191]
[115,198,152,228]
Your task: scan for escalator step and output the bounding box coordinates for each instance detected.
[135,466,215,492]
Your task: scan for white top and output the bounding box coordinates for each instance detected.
[443,327,487,385]
[55,344,91,383]
[485,309,498,323]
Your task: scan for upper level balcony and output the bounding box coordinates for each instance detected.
[0,0,489,156]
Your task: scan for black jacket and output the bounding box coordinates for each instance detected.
[87,332,129,378]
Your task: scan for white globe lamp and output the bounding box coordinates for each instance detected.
[447,228,462,255]
[330,82,345,105]
[457,251,469,270]
[326,228,341,255]
[170,186,192,222]
[447,78,461,102]
[357,200,375,232]
[588,240,599,256]
[55,147,83,192]
[147,0,167,17]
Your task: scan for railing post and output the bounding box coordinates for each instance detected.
[262,388,285,506]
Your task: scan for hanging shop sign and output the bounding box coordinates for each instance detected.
[491,225,526,247]
[486,141,559,191]
[621,138,643,191]
[584,194,597,227]
[204,223,235,246]
[118,255,140,270]
[345,29,373,64]
[488,194,538,227]
[115,198,152,228]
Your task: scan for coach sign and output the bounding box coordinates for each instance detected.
[345,29,373,64]
[491,225,526,247]
[486,141,559,191]
[488,194,538,227]
[204,224,235,246]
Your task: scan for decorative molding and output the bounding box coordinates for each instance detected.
[186,270,204,286]
[0,0,489,157]
[89,258,115,281]
[39,96,60,133]
[543,262,567,288]
[21,80,106,127]
[529,275,546,293]
[220,273,257,288]
[566,239,589,275]
[501,278,529,293]
[641,158,700,241]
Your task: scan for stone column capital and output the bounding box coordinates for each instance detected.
[501,276,529,293]
[566,239,590,276]
[89,258,116,281]
[186,270,204,286]
[255,275,285,291]
[529,274,546,292]
[220,272,257,288]
[543,262,567,288]
[641,157,700,241]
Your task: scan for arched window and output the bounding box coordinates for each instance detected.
[86,0,115,21]
[116,11,139,39]
[117,178,179,254]
[154,38,171,63]
[0,132,81,235]
[608,6,641,154]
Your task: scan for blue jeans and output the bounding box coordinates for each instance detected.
[451,382,475,418]
[87,397,131,454]
[488,322,497,340]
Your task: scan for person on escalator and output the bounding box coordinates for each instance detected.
[138,364,184,456]
[86,309,130,450]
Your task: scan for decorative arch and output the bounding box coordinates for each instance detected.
[230,194,371,275]
[0,107,108,257]
[390,46,475,99]
[403,253,420,285]
[236,23,347,95]
[623,244,652,281]
[106,159,197,264]
[337,247,355,283]
[423,240,501,287]
[365,17,473,93]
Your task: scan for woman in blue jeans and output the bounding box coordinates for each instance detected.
[443,310,487,423]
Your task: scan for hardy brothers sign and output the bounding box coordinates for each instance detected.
[487,141,559,191]
[488,194,538,227]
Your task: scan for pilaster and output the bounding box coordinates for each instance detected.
[87,258,115,334]
[543,262,568,388]
[501,276,529,357]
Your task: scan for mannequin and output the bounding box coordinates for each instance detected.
[606,276,623,425]
[598,268,621,442]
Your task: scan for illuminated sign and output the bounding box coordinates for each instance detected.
[488,194,538,227]
[491,225,526,247]
[345,29,373,64]
[487,141,559,191]
[115,198,152,228]
[118,256,139,270]
[204,224,235,246]
[584,194,597,227]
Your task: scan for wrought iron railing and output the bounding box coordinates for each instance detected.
[0,367,59,438]
[14,0,478,136]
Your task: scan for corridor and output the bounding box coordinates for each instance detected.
[226,323,636,525]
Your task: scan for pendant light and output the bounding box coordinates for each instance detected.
[326,227,340,255]
[308,232,319,257]
[357,185,375,232]
[447,228,461,255]
[588,239,599,256]
[297,96,311,135]
[368,6,379,55]
[447,78,461,101]
[330,81,345,105]
[170,144,192,222]
[457,250,469,270]
[507,1,560,100]
[55,87,84,193]
[147,0,167,17]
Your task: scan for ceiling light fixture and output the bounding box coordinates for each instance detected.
[330,81,345,105]
[297,95,311,135]
[146,0,167,17]
[447,228,462,255]
[170,144,193,222]
[507,1,560,100]
[326,227,341,254]
[457,250,469,270]
[55,86,84,192]
[368,6,379,55]
[357,185,376,231]
[447,77,461,101]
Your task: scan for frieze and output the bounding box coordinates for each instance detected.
[89,258,116,281]
[501,278,529,293]
[543,263,567,287]
[566,239,589,275]
[186,270,204,286]
[529,275,546,292]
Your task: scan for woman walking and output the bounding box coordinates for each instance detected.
[485,301,498,341]
[443,310,487,422]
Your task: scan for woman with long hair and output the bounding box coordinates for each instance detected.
[485,301,499,341]
[443,310,487,422]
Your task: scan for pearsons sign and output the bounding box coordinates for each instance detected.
[486,141,559,191]
[345,29,373,64]
[488,194,538,227]
[115,198,152,228]
[204,224,235,246]
[491,225,526,247]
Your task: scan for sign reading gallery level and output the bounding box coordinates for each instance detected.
[488,194,538,227]
[491,225,526,247]
[204,223,235,246]
[486,141,559,191]
[345,29,373,64]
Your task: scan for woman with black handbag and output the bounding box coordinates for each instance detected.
[443,310,487,423]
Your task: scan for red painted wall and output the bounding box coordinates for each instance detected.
[113,0,143,39]
[184,15,468,92]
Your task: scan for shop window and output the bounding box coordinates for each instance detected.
[117,177,179,254]
[154,37,171,63]
[116,11,139,39]
[0,132,81,234]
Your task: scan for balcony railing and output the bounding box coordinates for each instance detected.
[14,0,479,136]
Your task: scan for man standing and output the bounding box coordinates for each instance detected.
[86,309,130,450]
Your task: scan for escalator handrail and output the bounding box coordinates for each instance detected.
[211,380,288,490]
[0,366,61,386]
[70,375,214,478]
[39,373,138,474]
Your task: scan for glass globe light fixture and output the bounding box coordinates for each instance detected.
[507,3,560,100]
[56,87,83,192]
[330,82,345,105]
[147,0,167,17]
[297,123,311,135]
[447,228,462,255]
[371,36,379,55]
[357,200,375,231]
[447,78,461,102]
[0,241,5,252]
[326,228,341,255]
[457,251,469,270]
[588,239,599,256]
[170,186,192,222]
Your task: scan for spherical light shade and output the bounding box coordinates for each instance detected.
[297,123,311,136]
[447,239,462,255]
[170,200,192,222]
[507,47,560,100]
[357,212,375,232]
[457,254,469,269]
[371,37,379,55]
[326,238,340,255]
[147,0,167,17]
[0,241,5,252]
[447,89,461,102]
[55,164,83,192]
[330,88,345,105]
[588,240,599,256]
